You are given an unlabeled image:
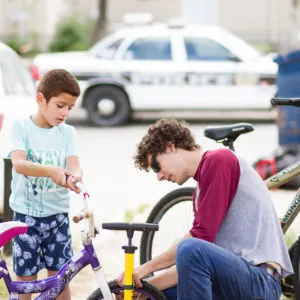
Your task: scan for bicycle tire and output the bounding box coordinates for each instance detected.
[292,237,300,299]
[140,187,194,265]
[87,279,167,299]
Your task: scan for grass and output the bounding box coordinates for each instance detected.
[124,203,150,222]
[0,279,8,298]
[285,230,298,249]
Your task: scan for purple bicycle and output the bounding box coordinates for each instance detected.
[0,182,166,299]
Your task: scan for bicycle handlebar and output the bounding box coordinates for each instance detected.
[73,210,91,223]
[271,98,300,107]
[72,181,95,238]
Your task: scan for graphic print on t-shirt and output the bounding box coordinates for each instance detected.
[25,148,66,216]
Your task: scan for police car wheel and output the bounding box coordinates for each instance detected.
[86,86,131,126]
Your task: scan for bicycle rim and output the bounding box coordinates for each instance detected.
[88,280,166,299]
[94,287,158,299]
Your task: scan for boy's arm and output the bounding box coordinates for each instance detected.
[66,156,82,177]
[66,156,83,193]
[65,127,82,193]
[11,150,70,187]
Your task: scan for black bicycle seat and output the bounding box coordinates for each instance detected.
[204,123,254,142]
[102,222,159,232]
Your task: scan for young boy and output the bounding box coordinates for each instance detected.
[9,69,83,300]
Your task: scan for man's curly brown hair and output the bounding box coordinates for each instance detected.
[134,119,200,171]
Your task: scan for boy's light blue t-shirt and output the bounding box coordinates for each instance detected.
[8,117,78,217]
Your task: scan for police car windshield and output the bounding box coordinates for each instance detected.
[88,36,124,59]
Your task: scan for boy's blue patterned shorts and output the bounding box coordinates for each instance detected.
[13,212,73,276]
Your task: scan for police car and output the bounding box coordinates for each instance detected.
[32,20,278,126]
[0,42,36,211]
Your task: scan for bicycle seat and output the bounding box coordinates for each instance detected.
[102,222,159,232]
[0,221,28,248]
[204,123,254,142]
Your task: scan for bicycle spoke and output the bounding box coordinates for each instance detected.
[152,200,193,259]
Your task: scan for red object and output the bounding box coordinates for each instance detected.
[0,222,28,248]
[31,65,40,81]
[190,149,240,242]
[255,158,277,179]
[0,113,4,131]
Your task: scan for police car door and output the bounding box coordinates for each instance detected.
[178,36,242,109]
[115,34,184,110]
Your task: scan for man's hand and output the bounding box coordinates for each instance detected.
[67,175,82,193]
[49,167,71,188]
[117,267,145,289]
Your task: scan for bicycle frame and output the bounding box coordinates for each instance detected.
[0,180,114,300]
[264,158,300,234]
[0,231,112,300]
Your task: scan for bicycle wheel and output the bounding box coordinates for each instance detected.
[87,279,166,299]
[140,187,194,265]
[292,238,300,299]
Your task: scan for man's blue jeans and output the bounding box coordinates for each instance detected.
[163,238,282,300]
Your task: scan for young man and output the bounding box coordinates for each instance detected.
[117,119,293,299]
[9,69,82,300]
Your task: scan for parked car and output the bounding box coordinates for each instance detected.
[0,42,36,211]
[32,21,278,126]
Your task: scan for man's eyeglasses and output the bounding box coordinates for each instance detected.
[150,152,161,173]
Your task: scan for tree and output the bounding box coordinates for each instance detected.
[93,0,108,43]
[48,18,89,52]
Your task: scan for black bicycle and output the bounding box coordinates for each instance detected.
[140,98,300,300]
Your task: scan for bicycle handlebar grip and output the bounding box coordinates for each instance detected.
[271,98,300,107]
[75,182,89,195]
[73,211,90,223]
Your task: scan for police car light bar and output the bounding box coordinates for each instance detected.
[167,17,186,29]
[122,13,154,26]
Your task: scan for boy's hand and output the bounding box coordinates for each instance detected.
[67,175,82,194]
[49,167,71,188]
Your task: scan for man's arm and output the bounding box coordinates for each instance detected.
[127,232,192,289]
[147,265,178,291]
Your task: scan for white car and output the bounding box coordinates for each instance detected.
[32,22,278,126]
[0,42,36,212]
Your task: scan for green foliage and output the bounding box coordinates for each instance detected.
[124,204,150,222]
[4,36,24,55]
[285,230,298,248]
[48,18,89,52]
[253,42,277,54]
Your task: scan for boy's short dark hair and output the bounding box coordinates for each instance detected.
[37,69,80,102]
[134,119,201,171]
